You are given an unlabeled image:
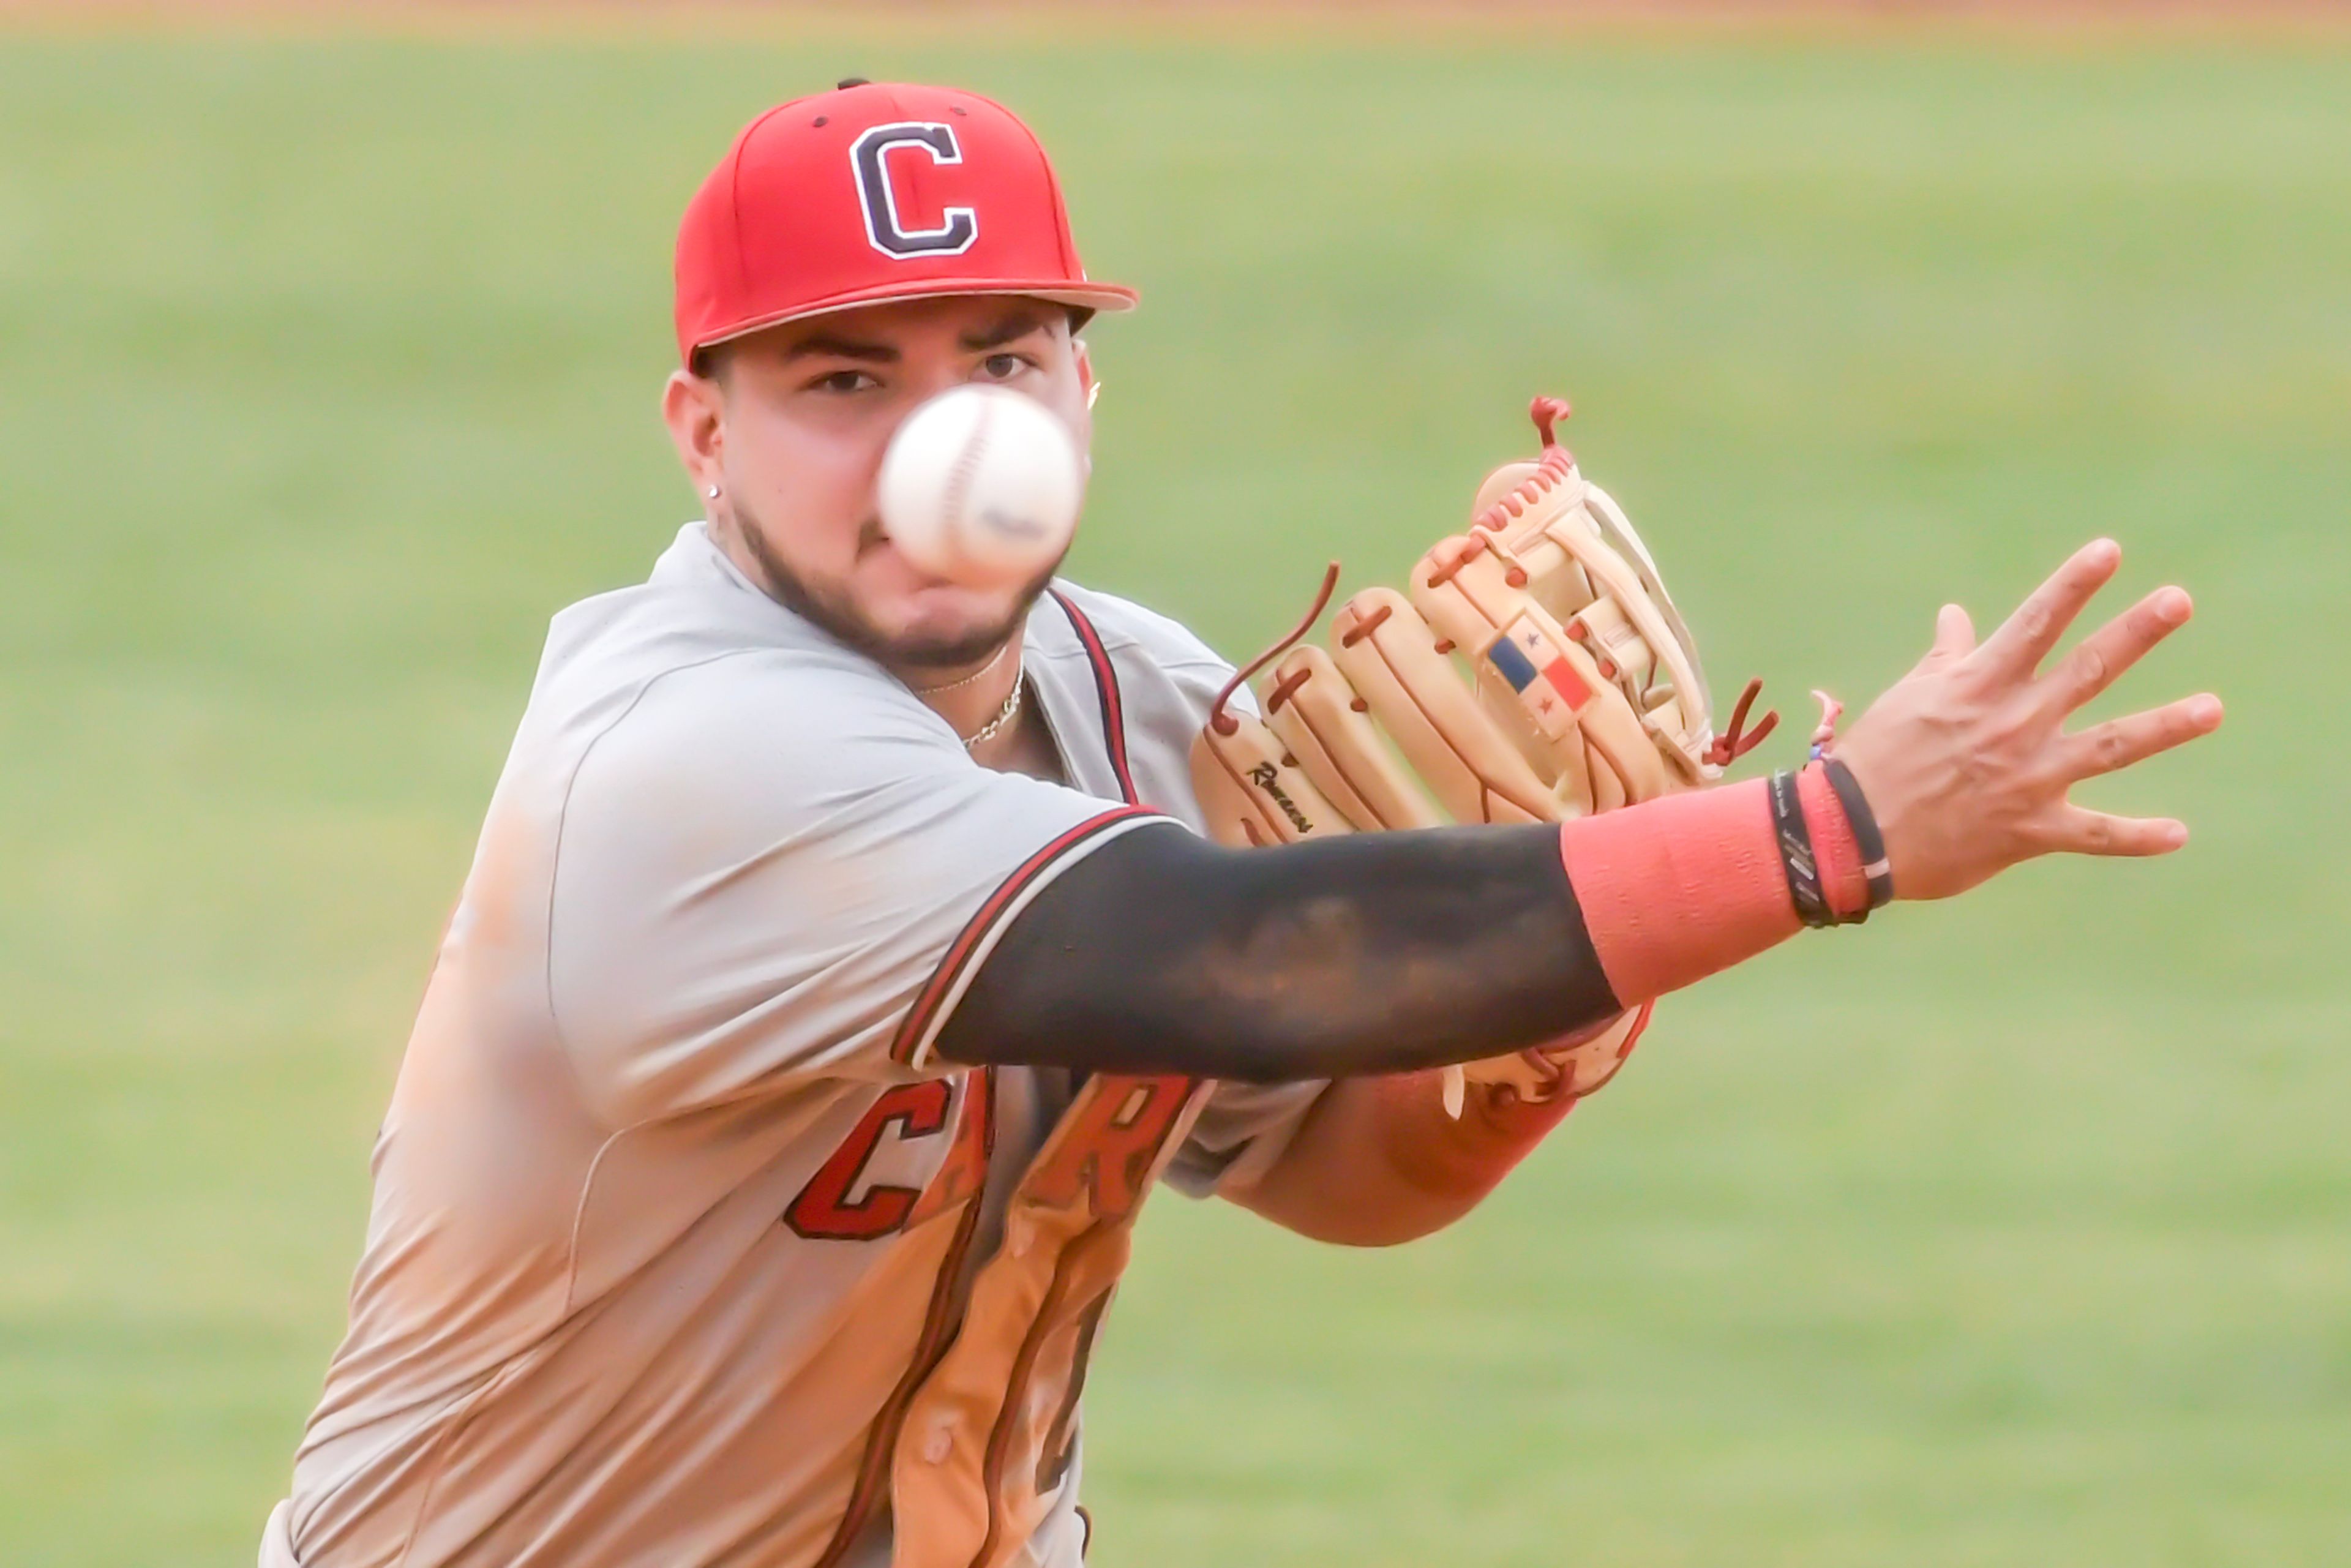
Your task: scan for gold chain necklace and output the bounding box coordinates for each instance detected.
[913,642,1010,696]
[960,675,1024,750]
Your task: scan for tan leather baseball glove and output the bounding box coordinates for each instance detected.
[1190,397,1775,1115]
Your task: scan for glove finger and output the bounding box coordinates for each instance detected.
[1415,532,1681,805]
[1586,739,1629,813]
[1188,710,1359,846]
[1489,604,1674,803]
[1572,483,1715,763]
[1263,645,1443,831]
[1410,538,1598,815]
[1330,587,1559,825]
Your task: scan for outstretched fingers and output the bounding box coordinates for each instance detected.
[2065,692,2224,780]
[2036,689,2220,858]
[1912,602,1976,673]
[2039,587,2194,716]
[1969,539,2122,685]
[2041,806,2191,858]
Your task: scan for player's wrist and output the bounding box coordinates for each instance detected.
[1820,757,1895,912]
[1775,761,1890,926]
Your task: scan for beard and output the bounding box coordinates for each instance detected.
[730,505,1067,670]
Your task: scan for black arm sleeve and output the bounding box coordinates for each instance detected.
[932,820,1622,1083]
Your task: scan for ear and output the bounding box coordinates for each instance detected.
[1073,338,1099,411]
[662,369,726,498]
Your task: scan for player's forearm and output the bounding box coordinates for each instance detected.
[934,770,1867,1082]
[1235,1070,1580,1245]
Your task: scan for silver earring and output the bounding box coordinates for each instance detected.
[705,484,721,500]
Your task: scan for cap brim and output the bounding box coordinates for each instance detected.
[691,277,1139,358]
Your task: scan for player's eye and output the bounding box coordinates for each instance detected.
[976,352,1031,382]
[806,369,880,395]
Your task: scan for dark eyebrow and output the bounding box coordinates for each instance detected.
[959,309,1055,353]
[780,332,899,364]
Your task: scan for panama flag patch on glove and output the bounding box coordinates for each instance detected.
[1486,615,1594,741]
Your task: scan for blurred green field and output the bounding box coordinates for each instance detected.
[2,15,2347,1567]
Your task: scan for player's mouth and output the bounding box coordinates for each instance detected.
[860,517,977,595]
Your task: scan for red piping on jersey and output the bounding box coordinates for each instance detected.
[887,806,1157,1067]
[1046,589,1139,805]
[811,1070,999,1568]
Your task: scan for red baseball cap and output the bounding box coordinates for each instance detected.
[673,80,1139,366]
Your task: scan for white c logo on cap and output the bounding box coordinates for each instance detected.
[851,123,980,260]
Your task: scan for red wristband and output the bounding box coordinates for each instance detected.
[1558,771,1869,1007]
[1797,763,1872,921]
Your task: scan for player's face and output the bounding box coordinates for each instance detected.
[664,294,1093,669]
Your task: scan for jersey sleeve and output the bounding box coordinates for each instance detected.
[546,651,1164,1125]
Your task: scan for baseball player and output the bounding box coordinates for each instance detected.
[261,81,2220,1568]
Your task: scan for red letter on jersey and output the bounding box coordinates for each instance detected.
[785,1079,954,1240]
[1024,1074,1193,1220]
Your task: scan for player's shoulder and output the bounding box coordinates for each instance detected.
[521,523,956,789]
[538,525,885,700]
[536,524,831,684]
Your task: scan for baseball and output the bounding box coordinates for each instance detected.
[877,384,1085,588]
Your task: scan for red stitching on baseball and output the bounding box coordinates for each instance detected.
[939,396,996,544]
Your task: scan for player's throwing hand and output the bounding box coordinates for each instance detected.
[1835,537,2222,902]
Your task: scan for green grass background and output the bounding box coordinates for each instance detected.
[2,15,2346,1566]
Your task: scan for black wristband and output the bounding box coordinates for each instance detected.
[1767,768,1832,929]
[1821,757,1894,915]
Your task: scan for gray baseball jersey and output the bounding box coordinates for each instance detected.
[262,523,1326,1568]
